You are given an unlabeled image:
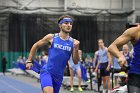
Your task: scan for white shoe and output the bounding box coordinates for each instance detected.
[103,89,106,93]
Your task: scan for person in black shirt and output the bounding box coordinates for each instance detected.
[1,57,7,75]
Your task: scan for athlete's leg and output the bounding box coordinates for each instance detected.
[69,67,74,91]
[128,73,140,93]
[43,87,53,93]
[43,78,62,93]
[2,66,5,75]
[106,76,112,93]
[105,70,112,93]
[102,76,107,93]
[76,67,83,92]
[40,71,53,93]
[53,79,62,93]
[76,68,82,88]
[101,69,107,93]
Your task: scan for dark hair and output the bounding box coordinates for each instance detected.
[57,15,74,24]
[98,38,103,42]
[126,23,139,29]
[2,57,6,62]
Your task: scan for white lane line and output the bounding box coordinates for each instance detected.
[0,79,24,93]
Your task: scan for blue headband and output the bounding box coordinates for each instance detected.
[59,18,73,24]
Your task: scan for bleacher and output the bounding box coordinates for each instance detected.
[8,61,40,81]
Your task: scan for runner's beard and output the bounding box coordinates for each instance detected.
[61,28,71,34]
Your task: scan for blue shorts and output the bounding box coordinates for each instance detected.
[40,70,63,93]
[70,62,80,71]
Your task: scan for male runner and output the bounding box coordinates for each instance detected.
[108,25,140,93]
[26,15,80,93]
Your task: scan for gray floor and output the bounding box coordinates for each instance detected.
[0,73,41,93]
[1,73,99,93]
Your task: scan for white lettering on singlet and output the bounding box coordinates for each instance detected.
[54,43,71,51]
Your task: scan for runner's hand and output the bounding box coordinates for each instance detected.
[25,61,33,70]
[118,56,127,67]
